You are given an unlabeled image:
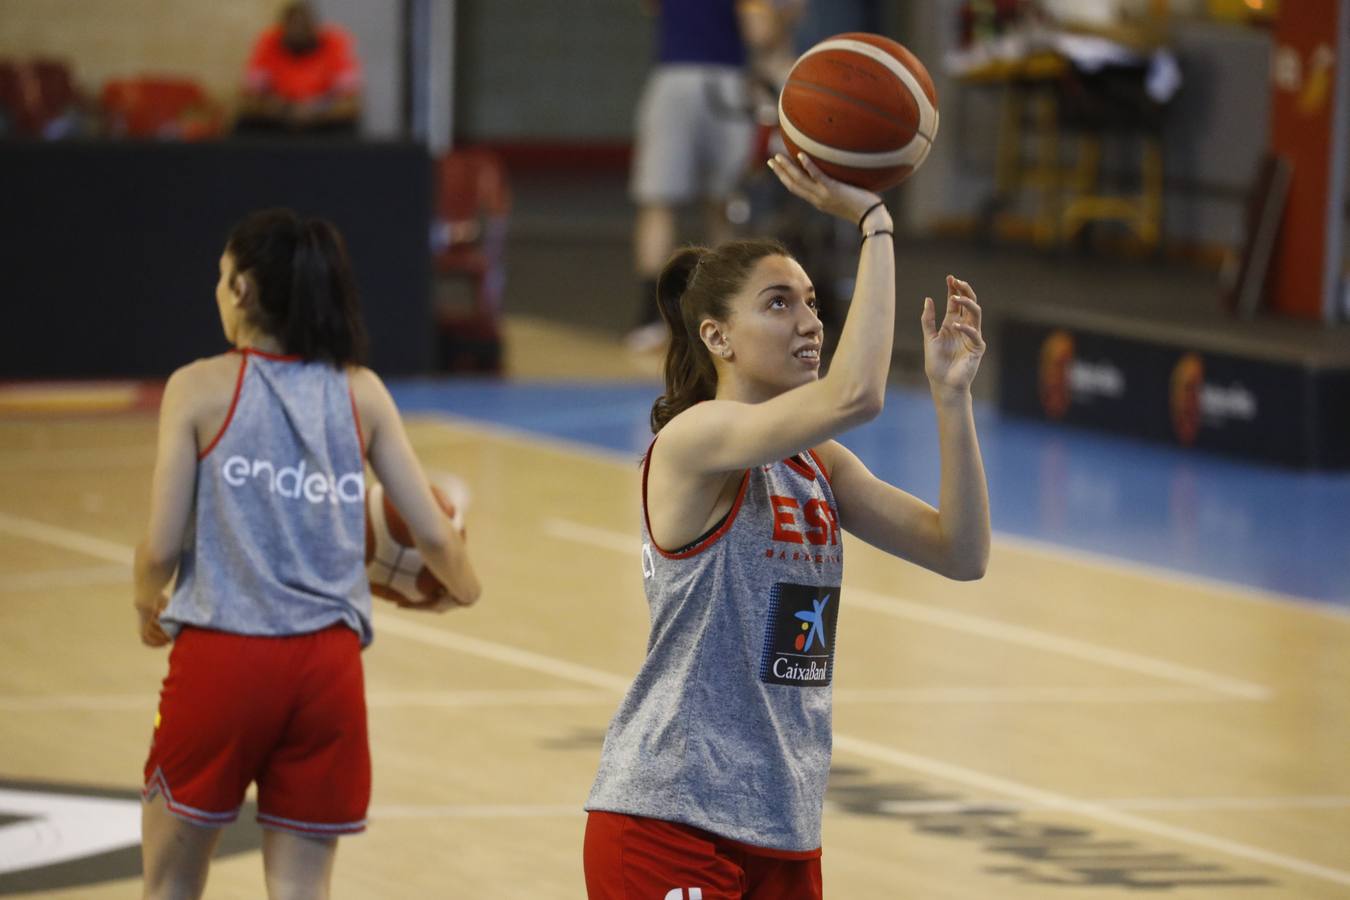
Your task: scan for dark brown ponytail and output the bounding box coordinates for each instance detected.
[649,238,790,433]
[227,208,369,366]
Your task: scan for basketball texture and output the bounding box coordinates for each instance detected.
[778,32,939,192]
[365,474,469,606]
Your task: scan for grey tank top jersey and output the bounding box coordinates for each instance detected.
[161,350,373,646]
[586,442,844,852]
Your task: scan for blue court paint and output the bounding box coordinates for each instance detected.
[390,379,1350,609]
[392,380,656,459]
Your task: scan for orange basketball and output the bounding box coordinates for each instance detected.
[778,32,939,192]
[364,475,469,606]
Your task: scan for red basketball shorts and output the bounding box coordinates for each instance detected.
[143,624,370,836]
[584,811,823,900]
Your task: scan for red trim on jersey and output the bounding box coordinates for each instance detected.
[784,454,816,481]
[642,437,751,560]
[198,353,248,460]
[347,382,366,458]
[240,347,303,362]
[807,448,831,487]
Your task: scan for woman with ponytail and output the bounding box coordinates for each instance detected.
[584,154,990,899]
[133,208,480,899]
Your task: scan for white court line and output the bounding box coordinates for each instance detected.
[542,517,1272,701]
[0,511,132,566]
[831,686,1248,704]
[417,412,635,464]
[0,695,151,712]
[6,483,1346,885]
[419,415,1350,619]
[367,795,1350,821]
[0,689,618,713]
[0,504,1272,702]
[374,614,631,692]
[0,564,129,592]
[831,734,1350,888]
[847,587,1271,700]
[1083,795,1350,813]
[837,798,1350,820]
[542,518,638,555]
[370,803,580,820]
[0,685,1233,713]
[364,688,616,708]
[0,445,155,470]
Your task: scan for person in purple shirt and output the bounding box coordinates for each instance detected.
[625,0,805,353]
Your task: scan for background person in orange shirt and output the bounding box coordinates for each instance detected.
[235,1,362,135]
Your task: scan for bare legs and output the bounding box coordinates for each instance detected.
[141,795,221,900]
[141,796,338,900]
[634,201,737,278]
[262,829,338,900]
[635,204,678,280]
[629,200,737,350]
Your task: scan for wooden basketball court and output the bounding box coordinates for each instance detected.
[1,323,1348,898]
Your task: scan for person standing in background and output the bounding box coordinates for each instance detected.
[136,209,480,899]
[625,0,806,354]
[235,1,363,136]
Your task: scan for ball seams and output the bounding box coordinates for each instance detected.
[784,78,927,139]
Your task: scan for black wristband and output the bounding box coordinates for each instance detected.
[857,200,886,231]
[860,228,894,246]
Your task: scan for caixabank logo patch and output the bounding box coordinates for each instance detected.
[759,583,840,687]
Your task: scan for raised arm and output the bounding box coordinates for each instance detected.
[923,276,990,578]
[817,275,989,580]
[353,368,481,609]
[656,153,896,475]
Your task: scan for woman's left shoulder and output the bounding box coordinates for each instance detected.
[163,354,239,412]
[345,365,396,436]
[344,363,376,384]
[344,365,387,404]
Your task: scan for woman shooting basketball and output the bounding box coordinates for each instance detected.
[584,152,989,899]
[133,209,480,899]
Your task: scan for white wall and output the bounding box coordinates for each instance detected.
[0,0,407,137]
[0,0,274,101]
[320,0,403,137]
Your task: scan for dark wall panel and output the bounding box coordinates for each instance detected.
[3,140,433,378]
[998,314,1350,470]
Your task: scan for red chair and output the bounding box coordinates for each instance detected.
[0,61,25,134]
[0,59,80,138]
[431,149,512,372]
[100,76,223,140]
[31,60,75,111]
